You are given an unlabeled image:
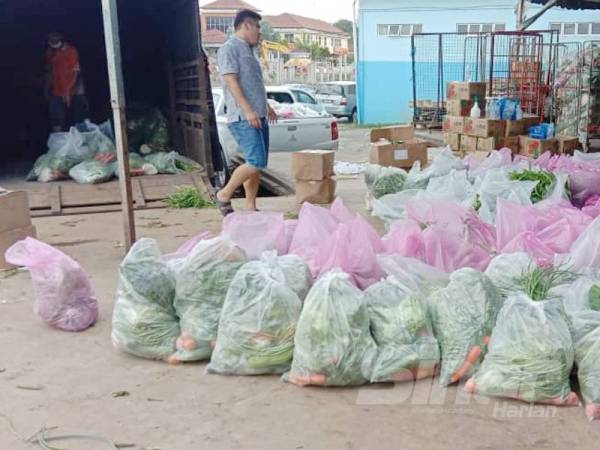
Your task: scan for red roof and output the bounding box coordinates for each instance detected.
[201,0,259,11]
[263,13,348,36]
[202,29,228,45]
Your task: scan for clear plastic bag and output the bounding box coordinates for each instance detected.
[404,147,465,190]
[222,211,287,260]
[366,277,439,383]
[79,120,115,155]
[377,254,449,292]
[47,126,95,170]
[111,238,179,360]
[207,253,303,375]
[172,237,246,362]
[5,238,98,332]
[363,164,408,199]
[69,160,115,184]
[466,293,578,406]
[561,215,600,273]
[484,252,535,294]
[144,151,201,174]
[428,268,501,386]
[284,269,377,386]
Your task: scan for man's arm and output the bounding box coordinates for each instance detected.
[222,74,261,129]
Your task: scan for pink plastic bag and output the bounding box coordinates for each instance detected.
[330,197,354,223]
[222,211,286,260]
[422,225,491,272]
[318,215,385,289]
[4,237,98,331]
[284,219,298,253]
[164,231,213,260]
[501,231,555,267]
[382,219,425,259]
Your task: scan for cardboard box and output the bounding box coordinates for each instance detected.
[477,136,519,153]
[460,135,478,153]
[557,136,579,155]
[446,100,473,117]
[442,116,465,134]
[447,81,487,101]
[291,150,335,181]
[1,225,37,270]
[519,135,558,158]
[370,125,415,143]
[522,115,540,134]
[295,179,336,204]
[505,120,526,137]
[370,139,428,169]
[463,118,506,138]
[444,133,461,151]
[0,190,31,235]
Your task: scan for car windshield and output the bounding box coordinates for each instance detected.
[317,84,343,96]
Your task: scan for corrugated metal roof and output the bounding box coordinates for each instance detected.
[530,0,600,9]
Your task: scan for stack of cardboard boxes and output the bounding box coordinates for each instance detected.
[292,150,336,204]
[1,189,36,269]
[443,81,579,158]
[369,125,428,169]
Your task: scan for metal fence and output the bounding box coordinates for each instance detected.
[411,30,559,128]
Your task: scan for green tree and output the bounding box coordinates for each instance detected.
[333,19,353,35]
[260,21,280,42]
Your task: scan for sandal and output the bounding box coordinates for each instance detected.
[216,200,234,217]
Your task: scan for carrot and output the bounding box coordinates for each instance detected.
[167,354,181,365]
[482,336,491,346]
[464,378,477,393]
[288,373,327,386]
[451,346,482,384]
[309,374,327,385]
[182,338,197,351]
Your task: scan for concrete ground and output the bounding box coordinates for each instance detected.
[0,124,596,450]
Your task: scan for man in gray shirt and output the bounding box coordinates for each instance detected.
[216,9,277,215]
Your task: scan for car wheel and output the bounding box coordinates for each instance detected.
[350,109,357,124]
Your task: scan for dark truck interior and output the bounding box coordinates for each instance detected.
[0,0,220,183]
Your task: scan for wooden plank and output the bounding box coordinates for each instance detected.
[50,185,62,214]
[190,171,216,201]
[231,155,294,196]
[30,200,167,217]
[131,178,146,208]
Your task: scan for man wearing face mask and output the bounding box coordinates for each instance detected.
[216,9,278,216]
[45,32,89,132]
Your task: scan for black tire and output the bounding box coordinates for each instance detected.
[350,108,357,123]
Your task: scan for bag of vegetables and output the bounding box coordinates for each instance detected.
[207,253,304,375]
[465,291,578,406]
[144,151,201,174]
[171,237,246,363]
[69,160,115,184]
[428,268,501,386]
[284,269,377,387]
[112,238,179,360]
[363,164,408,199]
[366,277,439,383]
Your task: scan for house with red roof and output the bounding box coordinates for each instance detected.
[200,0,260,46]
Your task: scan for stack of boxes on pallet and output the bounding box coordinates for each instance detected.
[0,189,36,269]
[443,81,579,158]
[369,125,428,169]
[292,150,336,204]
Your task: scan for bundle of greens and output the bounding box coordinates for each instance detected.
[466,292,578,406]
[484,253,535,295]
[508,169,564,203]
[284,269,377,387]
[364,164,408,199]
[207,254,303,375]
[127,107,170,153]
[112,238,180,360]
[145,151,202,174]
[366,277,439,383]
[428,268,501,386]
[172,237,246,362]
[165,187,216,209]
[69,160,115,184]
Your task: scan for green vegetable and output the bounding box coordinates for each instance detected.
[69,160,115,184]
[366,278,439,383]
[207,254,305,375]
[372,173,406,199]
[471,293,574,403]
[589,285,600,311]
[472,194,482,212]
[517,266,576,302]
[509,169,557,203]
[166,187,216,209]
[112,238,180,360]
[284,269,377,386]
[127,107,170,153]
[428,268,502,386]
[172,238,246,362]
[145,151,202,174]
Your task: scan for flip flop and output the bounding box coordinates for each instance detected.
[216,200,234,217]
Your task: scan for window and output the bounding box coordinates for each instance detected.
[550,23,562,32]
[206,16,234,33]
[346,84,356,95]
[316,84,343,95]
[457,23,505,34]
[285,33,294,43]
[564,23,576,34]
[593,23,600,34]
[292,90,317,104]
[267,92,294,104]
[549,22,600,35]
[377,24,423,37]
[578,23,590,34]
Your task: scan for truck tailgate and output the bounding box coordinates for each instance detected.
[269,117,336,152]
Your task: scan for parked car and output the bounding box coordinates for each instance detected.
[212,88,339,169]
[266,85,328,115]
[287,83,317,95]
[315,81,357,122]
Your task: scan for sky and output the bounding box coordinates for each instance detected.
[202,0,355,23]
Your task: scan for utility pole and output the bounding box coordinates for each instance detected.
[516,0,526,30]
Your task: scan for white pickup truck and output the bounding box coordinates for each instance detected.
[212,87,339,169]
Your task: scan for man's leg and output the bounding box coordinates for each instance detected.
[243,171,260,210]
[217,163,259,203]
[49,96,66,132]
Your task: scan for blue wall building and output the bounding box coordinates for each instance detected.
[357,0,600,124]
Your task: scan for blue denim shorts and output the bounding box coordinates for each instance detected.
[228,118,269,169]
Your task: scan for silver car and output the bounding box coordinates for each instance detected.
[315,81,357,122]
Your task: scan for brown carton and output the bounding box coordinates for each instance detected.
[522,115,540,134]
[370,139,428,169]
[477,136,519,153]
[442,116,465,134]
[505,120,526,136]
[444,133,461,151]
[557,136,579,155]
[446,100,472,117]
[295,179,336,204]
[1,225,37,270]
[463,118,506,138]
[460,135,478,153]
[370,125,415,143]
[291,150,335,181]
[447,81,486,100]
[0,189,31,235]
[519,136,558,158]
